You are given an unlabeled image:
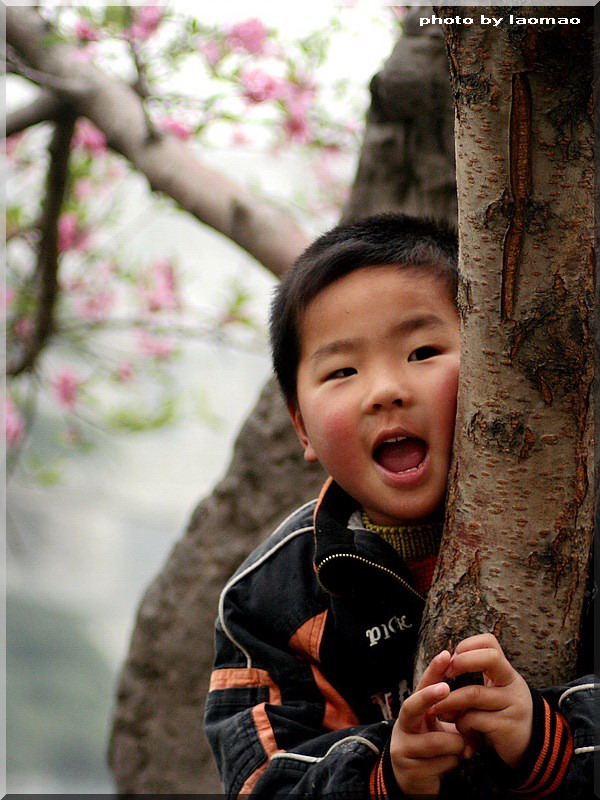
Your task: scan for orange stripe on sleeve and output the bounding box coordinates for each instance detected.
[209,667,282,705]
[238,703,285,794]
[310,664,360,729]
[289,610,360,730]
[377,755,387,799]
[516,698,552,791]
[289,610,328,661]
[368,757,379,798]
[540,718,573,796]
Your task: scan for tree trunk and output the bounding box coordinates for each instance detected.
[109,11,455,793]
[416,8,594,687]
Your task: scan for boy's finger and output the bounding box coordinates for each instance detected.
[415,650,452,691]
[399,682,450,733]
[454,633,502,656]
[431,685,508,717]
[446,648,514,686]
[399,731,465,759]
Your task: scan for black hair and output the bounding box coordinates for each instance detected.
[269,212,458,404]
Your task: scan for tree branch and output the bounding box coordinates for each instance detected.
[6,89,65,137]
[8,112,77,377]
[6,7,310,277]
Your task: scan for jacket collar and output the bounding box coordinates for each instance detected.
[312,477,426,604]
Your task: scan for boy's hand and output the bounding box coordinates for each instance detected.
[390,650,467,797]
[431,633,533,769]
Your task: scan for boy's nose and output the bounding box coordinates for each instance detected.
[363,374,408,412]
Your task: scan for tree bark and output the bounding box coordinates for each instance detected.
[109,11,456,793]
[416,8,594,687]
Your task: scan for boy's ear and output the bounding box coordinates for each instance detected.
[287,401,319,464]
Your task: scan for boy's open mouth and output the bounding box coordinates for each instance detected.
[373,436,428,473]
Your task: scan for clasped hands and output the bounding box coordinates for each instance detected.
[390,633,533,797]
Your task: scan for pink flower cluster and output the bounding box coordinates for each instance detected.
[139,258,180,313]
[159,116,194,141]
[226,19,269,55]
[6,397,25,449]
[283,86,314,144]
[74,291,115,322]
[6,132,24,160]
[72,120,107,155]
[200,40,222,66]
[116,361,134,383]
[64,262,116,321]
[128,6,163,41]
[52,368,82,411]
[136,330,174,359]
[14,317,34,340]
[75,18,99,42]
[239,70,315,144]
[58,213,92,253]
[240,69,286,104]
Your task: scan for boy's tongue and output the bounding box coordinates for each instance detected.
[375,438,426,472]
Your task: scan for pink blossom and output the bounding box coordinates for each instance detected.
[128,6,163,41]
[140,258,179,313]
[75,18,99,42]
[240,69,285,104]
[6,132,24,160]
[52,368,81,411]
[72,119,107,155]
[74,290,115,321]
[116,361,134,383]
[58,213,91,253]
[231,127,249,147]
[4,287,14,311]
[200,40,222,66]
[6,397,25,449]
[74,179,93,200]
[226,19,268,55]
[282,86,314,144]
[136,330,174,359]
[63,426,81,444]
[390,6,408,21]
[96,261,115,281]
[283,107,311,144]
[159,116,194,141]
[14,318,34,339]
[68,48,95,65]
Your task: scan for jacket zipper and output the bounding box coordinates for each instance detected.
[316,552,425,603]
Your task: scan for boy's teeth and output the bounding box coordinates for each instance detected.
[382,436,407,444]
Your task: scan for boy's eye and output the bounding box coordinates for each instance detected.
[326,367,357,380]
[408,346,439,362]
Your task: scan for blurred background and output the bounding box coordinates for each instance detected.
[6,2,398,792]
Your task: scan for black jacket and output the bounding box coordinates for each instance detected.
[205,479,597,799]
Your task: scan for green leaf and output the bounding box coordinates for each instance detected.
[27,455,65,486]
[102,6,131,29]
[106,396,177,433]
[194,389,223,431]
[40,32,69,48]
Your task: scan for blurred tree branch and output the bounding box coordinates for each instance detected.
[8,112,77,377]
[6,89,65,136]
[6,6,309,278]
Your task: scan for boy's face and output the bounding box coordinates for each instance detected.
[289,266,460,526]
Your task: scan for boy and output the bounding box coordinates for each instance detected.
[205,214,596,798]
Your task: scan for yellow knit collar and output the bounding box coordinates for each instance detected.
[360,511,442,562]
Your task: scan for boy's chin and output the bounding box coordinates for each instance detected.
[364,501,446,527]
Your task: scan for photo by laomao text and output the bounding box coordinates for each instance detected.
[420,14,581,27]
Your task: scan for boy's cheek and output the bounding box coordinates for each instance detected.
[318,408,359,451]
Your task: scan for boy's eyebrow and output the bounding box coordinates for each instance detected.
[310,314,448,363]
[310,337,365,362]
[389,313,448,338]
